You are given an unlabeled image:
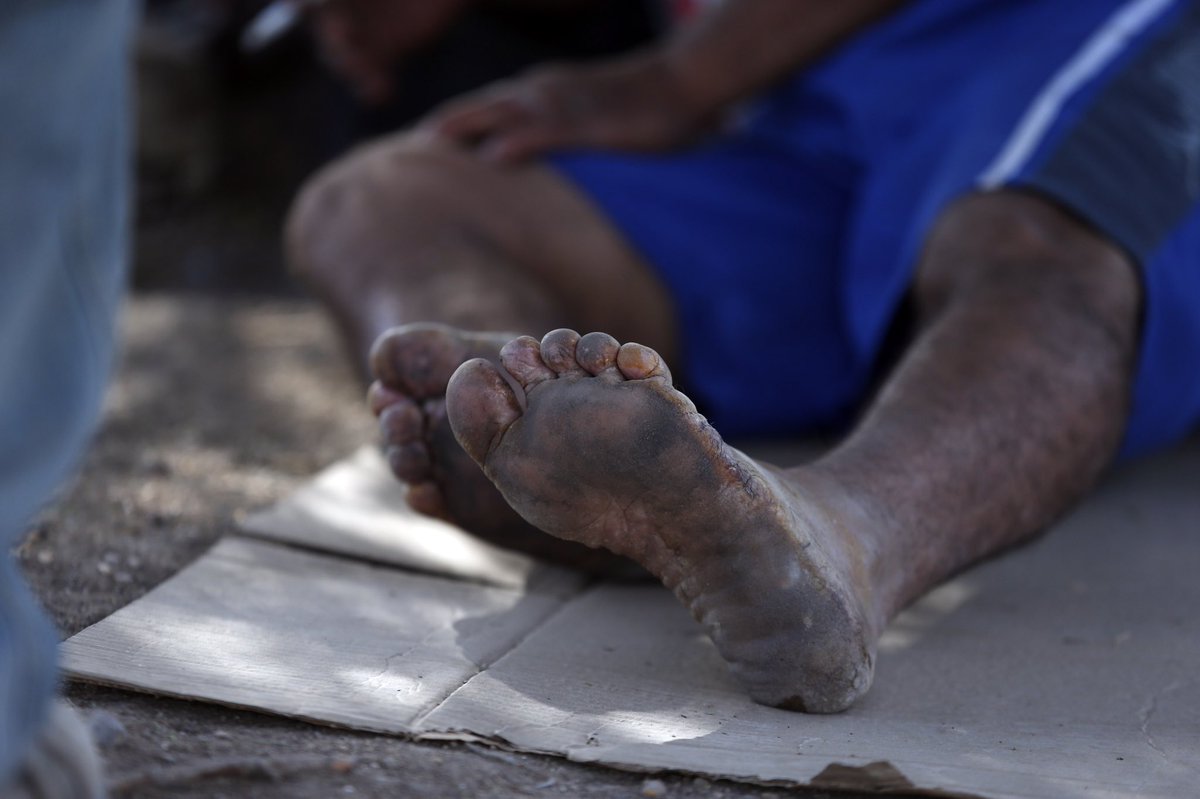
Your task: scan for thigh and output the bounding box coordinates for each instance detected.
[552,135,860,436]
[545,0,1184,438]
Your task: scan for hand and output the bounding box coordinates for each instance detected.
[311,0,467,105]
[422,52,717,163]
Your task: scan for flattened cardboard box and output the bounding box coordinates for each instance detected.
[63,444,1200,798]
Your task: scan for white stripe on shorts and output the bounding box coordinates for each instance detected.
[977,0,1178,188]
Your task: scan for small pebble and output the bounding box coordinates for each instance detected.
[114,571,133,584]
[103,551,120,564]
[35,549,54,564]
[641,778,667,798]
[691,777,711,790]
[96,562,112,575]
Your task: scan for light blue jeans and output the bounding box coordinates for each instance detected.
[0,0,134,781]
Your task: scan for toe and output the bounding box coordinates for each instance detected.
[406,481,450,520]
[367,381,407,417]
[369,323,467,397]
[576,332,621,376]
[380,399,431,482]
[379,399,423,445]
[446,358,523,466]
[368,327,413,388]
[539,329,584,375]
[500,336,556,389]
[616,342,672,383]
[385,441,433,482]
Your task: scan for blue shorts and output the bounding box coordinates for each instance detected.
[552,0,1200,460]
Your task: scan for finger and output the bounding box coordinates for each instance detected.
[426,95,533,143]
[477,94,585,161]
[479,124,573,164]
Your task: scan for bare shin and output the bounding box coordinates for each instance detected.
[806,191,1141,619]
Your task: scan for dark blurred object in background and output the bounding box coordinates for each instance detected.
[133,0,659,293]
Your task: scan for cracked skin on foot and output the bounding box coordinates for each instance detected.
[446,329,877,712]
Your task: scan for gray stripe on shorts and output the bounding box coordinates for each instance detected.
[1022,1,1200,261]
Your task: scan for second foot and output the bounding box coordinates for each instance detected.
[445,329,885,712]
[369,322,643,577]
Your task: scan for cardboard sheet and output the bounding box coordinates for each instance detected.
[237,446,574,592]
[63,444,1200,798]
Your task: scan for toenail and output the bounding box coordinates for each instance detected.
[616,343,664,379]
[577,332,621,373]
[501,336,556,387]
[540,329,582,371]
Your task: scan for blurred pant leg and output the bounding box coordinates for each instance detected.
[0,0,135,782]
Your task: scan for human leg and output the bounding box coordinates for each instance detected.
[438,0,1200,700]
[286,133,678,567]
[286,133,677,369]
[0,0,134,792]
[416,0,1195,711]
[814,190,1140,619]
[443,189,1140,711]
[287,103,876,564]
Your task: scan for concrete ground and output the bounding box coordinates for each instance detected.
[19,295,912,799]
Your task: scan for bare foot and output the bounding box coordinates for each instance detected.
[445,329,883,712]
[369,323,642,576]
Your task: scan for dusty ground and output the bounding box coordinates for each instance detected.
[16,295,907,799]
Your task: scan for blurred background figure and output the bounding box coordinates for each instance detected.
[1,1,135,796]
[303,0,659,134]
[131,0,657,292]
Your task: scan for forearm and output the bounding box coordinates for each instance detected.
[663,0,911,113]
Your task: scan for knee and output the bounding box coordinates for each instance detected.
[285,144,377,290]
[915,190,1140,327]
[285,162,338,287]
[284,133,464,289]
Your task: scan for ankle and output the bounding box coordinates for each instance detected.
[778,463,897,636]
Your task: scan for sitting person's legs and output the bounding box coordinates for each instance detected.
[286,133,679,570]
[287,133,678,372]
[291,0,1200,711]
[442,189,1140,712]
[437,0,1200,712]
